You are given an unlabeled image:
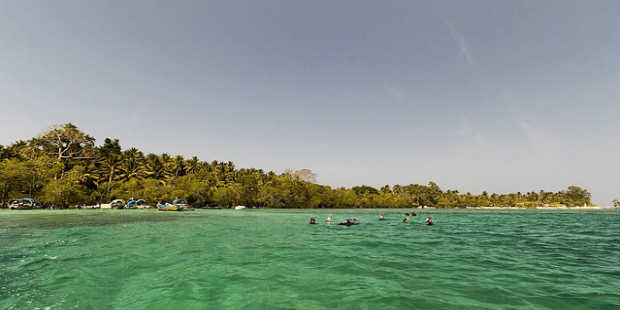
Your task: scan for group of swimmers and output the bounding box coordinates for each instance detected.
[399,212,434,225]
[309,212,434,226]
[309,216,360,226]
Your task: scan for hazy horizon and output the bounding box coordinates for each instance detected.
[1,1,618,204]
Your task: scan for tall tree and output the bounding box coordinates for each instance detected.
[144,153,169,182]
[96,138,122,199]
[185,156,200,175]
[117,148,146,182]
[38,123,95,163]
[172,155,186,178]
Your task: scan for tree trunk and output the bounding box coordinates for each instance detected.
[107,165,115,200]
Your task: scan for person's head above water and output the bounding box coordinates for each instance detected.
[310,217,316,224]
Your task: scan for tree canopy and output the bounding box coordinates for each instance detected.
[0,124,593,208]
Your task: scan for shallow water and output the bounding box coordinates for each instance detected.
[1,209,618,309]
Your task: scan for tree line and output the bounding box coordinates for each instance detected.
[0,123,593,208]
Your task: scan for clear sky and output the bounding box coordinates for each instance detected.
[1,1,618,204]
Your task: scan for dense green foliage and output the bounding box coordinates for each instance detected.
[0,124,593,208]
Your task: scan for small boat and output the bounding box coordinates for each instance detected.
[234,205,246,210]
[8,198,38,209]
[110,199,125,209]
[157,202,184,211]
[125,199,146,209]
[172,198,194,211]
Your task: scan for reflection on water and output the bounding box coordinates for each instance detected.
[1,209,618,309]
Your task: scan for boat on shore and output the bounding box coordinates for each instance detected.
[157,202,183,211]
[110,199,125,209]
[125,199,148,209]
[172,198,194,211]
[157,199,194,211]
[108,198,151,209]
[7,198,38,209]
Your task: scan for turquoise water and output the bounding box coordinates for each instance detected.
[1,209,618,309]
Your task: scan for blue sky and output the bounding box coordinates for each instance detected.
[1,0,618,204]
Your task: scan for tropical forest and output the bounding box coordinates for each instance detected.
[0,124,593,208]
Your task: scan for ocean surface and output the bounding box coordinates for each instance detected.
[1,208,618,310]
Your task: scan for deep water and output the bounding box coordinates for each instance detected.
[1,209,618,309]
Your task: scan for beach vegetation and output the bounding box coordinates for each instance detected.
[0,124,594,208]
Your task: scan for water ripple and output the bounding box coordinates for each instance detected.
[0,209,618,309]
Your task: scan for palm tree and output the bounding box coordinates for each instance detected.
[160,153,174,179]
[117,148,146,182]
[96,138,122,199]
[184,156,200,175]
[172,155,185,178]
[144,153,169,183]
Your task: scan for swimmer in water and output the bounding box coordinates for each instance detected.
[379,214,385,220]
[326,214,333,223]
[309,217,317,224]
[425,217,433,225]
[339,218,360,226]
[403,217,409,223]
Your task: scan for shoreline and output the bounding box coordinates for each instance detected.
[1,206,618,211]
[466,205,618,210]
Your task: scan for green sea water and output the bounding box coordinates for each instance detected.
[1,209,618,310]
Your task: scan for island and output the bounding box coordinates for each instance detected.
[0,123,598,209]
